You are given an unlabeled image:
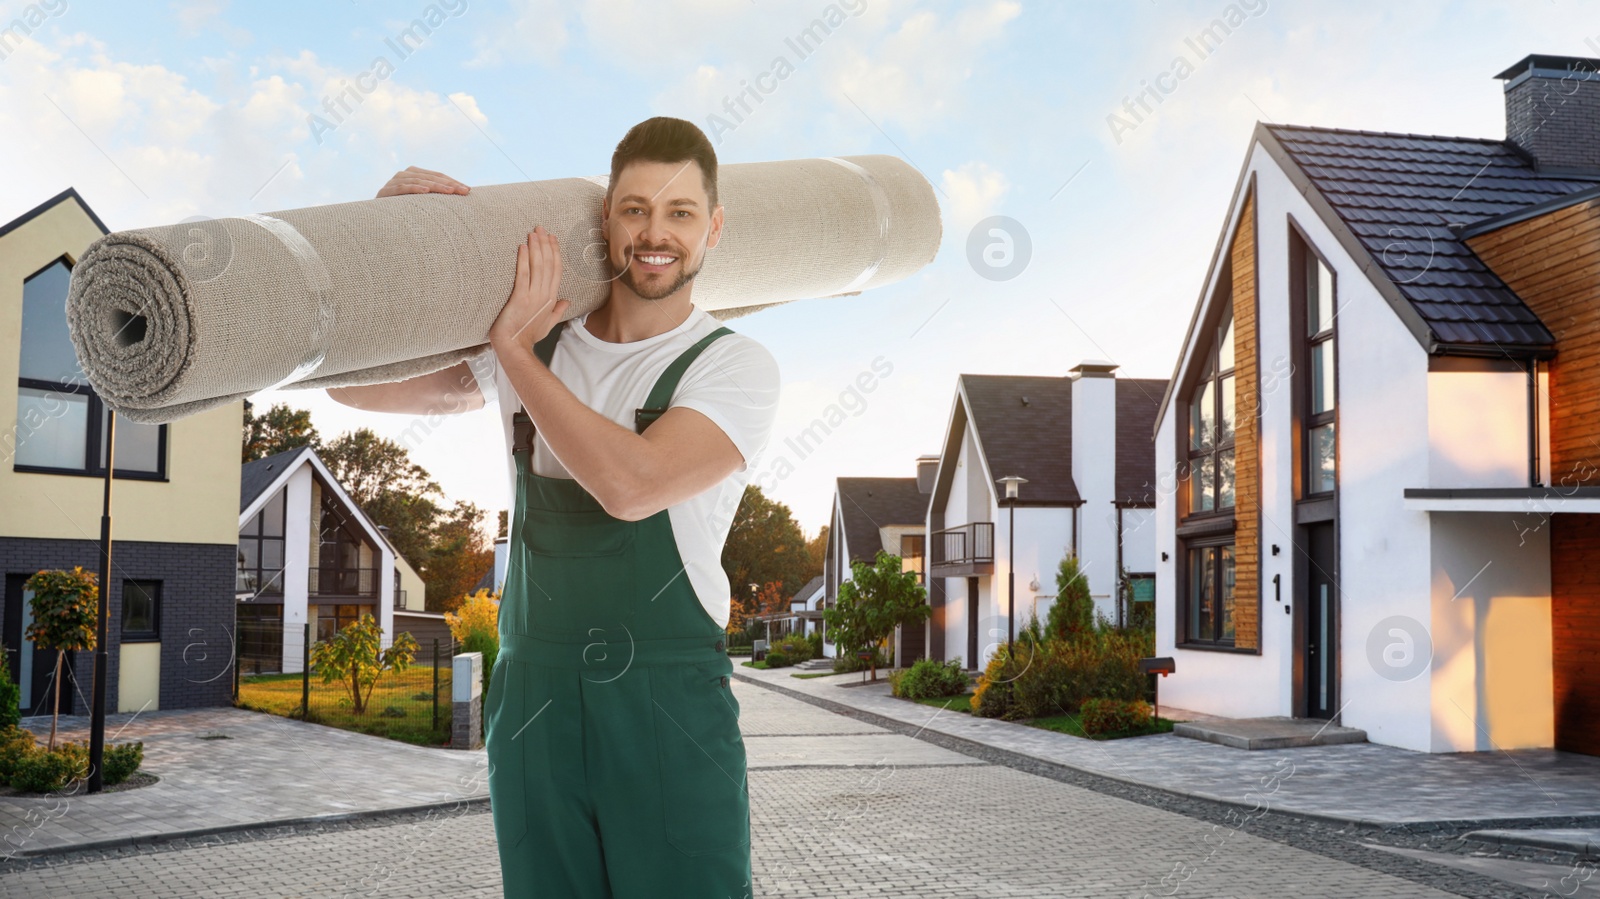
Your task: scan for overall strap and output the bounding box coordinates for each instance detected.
[511,322,567,454]
[633,326,734,434]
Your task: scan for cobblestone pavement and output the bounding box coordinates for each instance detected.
[0,677,1584,897]
[736,665,1600,827]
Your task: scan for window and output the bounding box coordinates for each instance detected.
[314,489,377,596]
[121,580,161,642]
[900,534,925,583]
[1305,254,1337,495]
[238,488,287,596]
[1185,543,1235,645]
[14,259,167,478]
[1186,309,1236,515]
[317,603,374,642]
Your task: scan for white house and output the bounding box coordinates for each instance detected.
[924,364,1165,672]
[1152,54,1600,756]
[822,474,929,662]
[237,446,442,674]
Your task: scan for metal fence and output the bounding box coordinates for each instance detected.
[234,623,458,746]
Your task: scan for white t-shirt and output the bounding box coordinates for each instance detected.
[467,305,781,630]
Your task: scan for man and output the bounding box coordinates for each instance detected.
[329,117,780,898]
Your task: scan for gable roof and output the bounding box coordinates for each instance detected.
[835,477,926,564]
[790,574,824,604]
[1262,123,1593,352]
[240,445,313,513]
[1114,378,1167,505]
[0,187,111,242]
[961,374,1079,505]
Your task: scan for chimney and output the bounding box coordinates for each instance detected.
[1496,54,1600,173]
[915,454,939,494]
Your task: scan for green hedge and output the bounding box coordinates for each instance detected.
[889,658,969,700]
[972,629,1153,721]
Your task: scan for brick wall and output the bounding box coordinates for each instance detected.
[0,537,236,712]
[1505,74,1600,170]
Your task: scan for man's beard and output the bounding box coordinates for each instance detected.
[615,246,704,301]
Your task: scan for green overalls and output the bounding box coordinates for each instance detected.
[485,320,752,899]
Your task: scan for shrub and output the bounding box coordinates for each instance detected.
[0,726,37,780]
[102,741,144,785]
[805,630,823,659]
[773,633,814,663]
[1080,698,1154,736]
[9,746,87,792]
[763,650,792,669]
[831,645,891,674]
[1047,554,1095,643]
[0,660,19,731]
[446,589,501,704]
[971,645,1026,719]
[890,658,970,700]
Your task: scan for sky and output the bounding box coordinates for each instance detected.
[2,0,1594,539]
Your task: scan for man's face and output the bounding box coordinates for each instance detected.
[602,159,723,302]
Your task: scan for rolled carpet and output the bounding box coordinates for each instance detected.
[65,154,941,423]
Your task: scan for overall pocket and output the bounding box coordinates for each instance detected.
[650,662,750,857]
[483,656,527,850]
[524,509,634,558]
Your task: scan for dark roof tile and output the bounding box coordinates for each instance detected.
[836,477,927,564]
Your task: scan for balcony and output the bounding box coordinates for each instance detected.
[929,522,994,578]
[308,567,379,598]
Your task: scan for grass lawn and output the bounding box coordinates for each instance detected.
[1026,712,1176,740]
[790,672,837,679]
[236,667,453,747]
[909,692,975,713]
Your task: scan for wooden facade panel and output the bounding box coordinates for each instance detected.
[1471,202,1600,757]
[1232,194,1261,652]
[1551,514,1600,756]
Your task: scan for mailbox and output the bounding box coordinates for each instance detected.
[1139,656,1176,676]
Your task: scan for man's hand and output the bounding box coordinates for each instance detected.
[489,226,571,354]
[376,166,470,198]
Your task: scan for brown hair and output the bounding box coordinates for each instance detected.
[609,116,719,208]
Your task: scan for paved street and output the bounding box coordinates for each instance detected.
[3,673,1592,897]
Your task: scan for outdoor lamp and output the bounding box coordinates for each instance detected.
[996,475,1028,651]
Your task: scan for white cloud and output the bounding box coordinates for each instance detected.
[940,160,1008,234]
[464,0,570,69]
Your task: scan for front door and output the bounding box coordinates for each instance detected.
[966,577,979,670]
[1304,523,1338,719]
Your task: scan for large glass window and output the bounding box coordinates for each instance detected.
[315,489,377,596]
[900,534,925,583]
[1186,309,1236,515]
[1185,543,1235,645]
[13,259,166,477]
[238,488,287,596]
[1306,254,1337,494]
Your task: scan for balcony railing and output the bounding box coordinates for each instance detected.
[929,522,994,577]
[236,569,284,596]
[308,567,379,597]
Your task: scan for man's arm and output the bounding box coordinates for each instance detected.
[496,341,745,521]
[326,360,486,414]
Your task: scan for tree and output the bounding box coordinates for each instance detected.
[1047,553,1095,643]
[242,400,320,462]
[308,614,420,715]
[823,550,929,682]
[23,568,98,750]
[424,501,495,614]
[721,485,810,605]
[805,525,828,579]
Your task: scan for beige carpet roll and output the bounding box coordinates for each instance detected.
[65,154,941,423]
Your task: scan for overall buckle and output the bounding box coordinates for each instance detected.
[512,409,534,453]
[634,406,667,434]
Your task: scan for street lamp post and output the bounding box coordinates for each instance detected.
[996,476,1027,652]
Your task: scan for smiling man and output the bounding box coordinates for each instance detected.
[329,117,781,898]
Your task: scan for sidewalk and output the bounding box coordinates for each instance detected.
[1,708,487,858]
[733,660,1600,834]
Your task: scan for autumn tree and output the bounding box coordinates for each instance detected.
[242,400,321,462]
[721,485,810,605]
[805,525,828,580]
